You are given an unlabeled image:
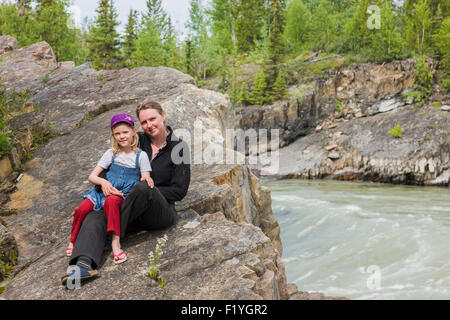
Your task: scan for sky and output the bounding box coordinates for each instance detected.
[68,0,194,37]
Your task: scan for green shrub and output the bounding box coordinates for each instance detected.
[335,98,343,113]
[388,124,403,138]
[0,133,12,158]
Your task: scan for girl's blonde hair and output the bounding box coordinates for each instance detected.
[110,123,139,154]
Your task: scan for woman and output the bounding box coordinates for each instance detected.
[61,100,191,286]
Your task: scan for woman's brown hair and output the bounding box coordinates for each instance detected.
[136,100,164,120]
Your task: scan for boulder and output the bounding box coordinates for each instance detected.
[0,41,57,91]
[0,37,289,300]
[0,36,18,55]
[273,104,450,185]
[0,217,18,283]
[3,211,287,300]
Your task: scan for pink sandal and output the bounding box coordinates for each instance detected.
[113,250,127,264]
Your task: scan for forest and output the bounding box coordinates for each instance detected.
[0,0,449,104]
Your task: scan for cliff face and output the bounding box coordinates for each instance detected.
[0,37,294,299]
[237,59,449,186]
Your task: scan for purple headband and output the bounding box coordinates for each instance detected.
[111,113,135,128]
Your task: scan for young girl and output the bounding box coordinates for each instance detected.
[67,113,153,264]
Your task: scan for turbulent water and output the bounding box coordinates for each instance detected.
[262,179,450,300]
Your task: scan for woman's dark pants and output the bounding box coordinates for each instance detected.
[69,182,176,268]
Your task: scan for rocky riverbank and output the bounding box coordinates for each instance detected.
[238,59,449,186]
[0,36,345,300]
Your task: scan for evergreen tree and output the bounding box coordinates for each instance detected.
[131,19,166,67]
[144,0,168,36]
[0,3,37,47]
[186,0,221,80]
[235,0,266,53]
[238,82,251,105]
[209,0,238,54]
[164,17,183,70]
[265,0,287,88]
[272,70,287,100]
[88,0,121,70]
[122,9,139,67]
[35,1,82,62]
[284,0,311,52]
[251,69,268,105]
[184,39,195,76]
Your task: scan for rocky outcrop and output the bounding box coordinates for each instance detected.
[0,37,304,300]
[0,36,17,55]
[3,210,288,300]
[0,40,56,92]
[272,103,449,186]
[0,216,17,285]
[236,60,418,150]
[237,59,448,186]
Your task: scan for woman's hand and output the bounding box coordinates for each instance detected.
[141,172,154,189]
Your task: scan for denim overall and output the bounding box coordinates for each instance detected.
[83,149,142,211]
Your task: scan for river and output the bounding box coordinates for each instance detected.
[262,178,450,300]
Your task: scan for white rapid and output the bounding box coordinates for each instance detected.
[263,179,450,300]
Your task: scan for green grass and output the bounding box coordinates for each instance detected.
[41,74,50,84]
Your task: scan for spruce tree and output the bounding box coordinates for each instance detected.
[235,0,266,53]
[122,9,139,67]
[131,19,166,67]
[209,0,237,54]
[186,0,220,80]
[35,0,79,62]
[164,17,183,70]
[265,0,287,89]
[88,0,121,70]
[238,82,251,105]
[144,0,168,36]
[184,39,195,76]
[251,69,268,105]
[272,70,287,100]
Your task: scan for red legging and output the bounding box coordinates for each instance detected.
[70,196,124,244]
